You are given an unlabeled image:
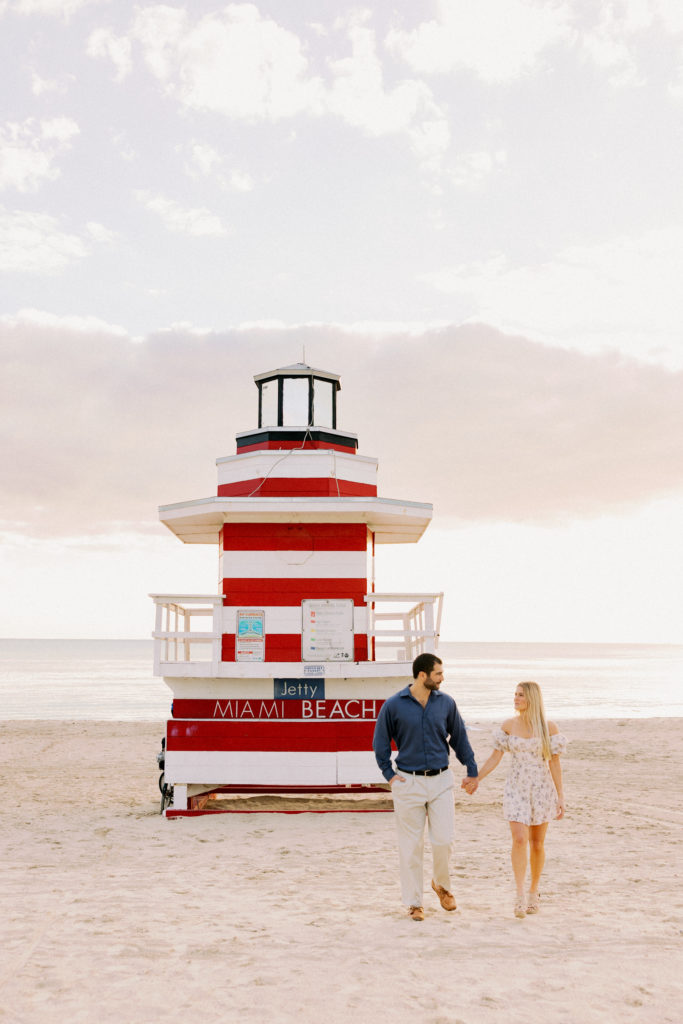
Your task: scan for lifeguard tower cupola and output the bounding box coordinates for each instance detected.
[152,362,443,815]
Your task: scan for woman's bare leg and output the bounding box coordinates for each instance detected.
[528,822,549,894]
[509,821,529,899]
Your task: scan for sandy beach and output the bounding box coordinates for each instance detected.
[2,717,682,1024]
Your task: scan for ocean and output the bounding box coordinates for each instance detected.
[0,638,681,721]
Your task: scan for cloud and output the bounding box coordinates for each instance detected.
[134,190,228,236]
[448,148,507,188]
[575,0,679,87]
[185,142,221,178]
[386,0,574,83]
[419,225,683,368]
[9,0,102,14]
[3,308,130,336]
[574,1,683,94]
[2,318,683,540]
[126,5,449,172]
[86,27,133,81]
[579,4,644,86]
[386,0,683,95]
[0,117,79,192]
[0,208,87,271]
[653,0,683,33]
[85,220,119,244]
[327,11,450,168]
[30,72,73,97]
[132,3,325,119]
[183,142,254,192]
[110,130,136,163]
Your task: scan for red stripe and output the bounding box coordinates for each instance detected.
[237,440,357,454]
[221,633,368,662]
[371,532,376,660]
[167,808,392,816]
[172,698,384,719]
[221,523,368,551]
[222,579,368,606]
[217,478,377,497]
[167,719,377,751]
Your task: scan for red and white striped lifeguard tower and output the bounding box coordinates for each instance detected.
[152,362,442,815]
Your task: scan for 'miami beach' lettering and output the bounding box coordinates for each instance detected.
[302,699,379,719]
[210,698,381,720]
[214,700,283,719]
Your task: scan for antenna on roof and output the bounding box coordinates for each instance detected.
[302,344,306,364]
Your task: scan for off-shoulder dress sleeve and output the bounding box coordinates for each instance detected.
[492,727,511,752]
[550,732,567,756]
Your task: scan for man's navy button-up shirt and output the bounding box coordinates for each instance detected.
[372,685,478,783]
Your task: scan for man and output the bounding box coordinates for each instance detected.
[372,652,478,921]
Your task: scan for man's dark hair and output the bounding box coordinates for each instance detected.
[412,652,443,679]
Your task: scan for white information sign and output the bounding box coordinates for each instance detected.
[301,599,354,662]
[235,609,265,662]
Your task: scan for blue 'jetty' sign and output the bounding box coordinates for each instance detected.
[274,678,325,699]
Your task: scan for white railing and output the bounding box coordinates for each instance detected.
[151,594,223,674]
[365,592,443,661]
[151,590,443,671]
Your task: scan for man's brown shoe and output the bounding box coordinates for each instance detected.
[409,906,425,921]
[431,880,457,911]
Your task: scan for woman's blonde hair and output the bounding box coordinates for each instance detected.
[517,681,552,760]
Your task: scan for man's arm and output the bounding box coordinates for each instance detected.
[372,702,396,782]
[448,701,478,778]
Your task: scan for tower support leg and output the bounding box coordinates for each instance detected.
[171,784,187,812]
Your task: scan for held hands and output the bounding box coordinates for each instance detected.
[461,776,479,795]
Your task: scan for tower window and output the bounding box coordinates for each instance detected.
[282,377,310,426]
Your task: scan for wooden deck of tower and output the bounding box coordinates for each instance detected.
[151,363,442,815]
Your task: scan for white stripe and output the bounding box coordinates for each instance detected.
[216,450,378,487]
[165,676,408,699]
[166,750,385,786]
[221,549,367,579]
[159,661,414,682]
[338,751,385,784]
[165,750,337,785]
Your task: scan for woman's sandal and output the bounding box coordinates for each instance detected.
[526,892,540,915]
[514,897,526,919]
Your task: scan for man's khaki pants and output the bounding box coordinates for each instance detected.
[391,769,455,908]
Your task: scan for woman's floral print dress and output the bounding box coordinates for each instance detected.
[492,729,567,825]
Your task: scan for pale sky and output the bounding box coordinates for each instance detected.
[2,0,683,642]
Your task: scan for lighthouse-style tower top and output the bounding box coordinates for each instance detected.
[237,362,356,456]
[254,362,340,427]
[159,361,431,546]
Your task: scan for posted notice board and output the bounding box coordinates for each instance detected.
[235,609,265,662]
[301,599,354,662]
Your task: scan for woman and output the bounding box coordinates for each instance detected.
[474,681,566,918]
